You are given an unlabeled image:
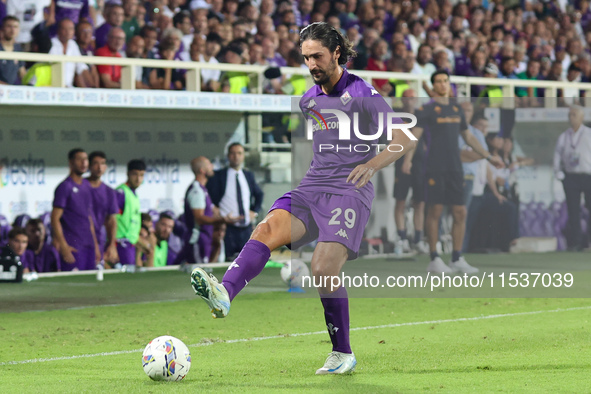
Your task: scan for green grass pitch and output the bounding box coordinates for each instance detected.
[0,253,590,393]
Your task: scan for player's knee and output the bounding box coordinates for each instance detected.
[250,221,273,242]
[452,206,467,221]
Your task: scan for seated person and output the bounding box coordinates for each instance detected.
[24,219,60,273]
[2,227,28,267]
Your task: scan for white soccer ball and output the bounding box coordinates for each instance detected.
[280,259,310,288]
[142,335,191,381]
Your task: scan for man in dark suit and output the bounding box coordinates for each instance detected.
[207,143,264,260]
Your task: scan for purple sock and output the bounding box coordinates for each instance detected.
[320,286,351,354]
[221,240,271,301]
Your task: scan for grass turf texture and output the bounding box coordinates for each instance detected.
[0,253,590,393]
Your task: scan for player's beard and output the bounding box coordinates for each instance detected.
[310,59,337,86]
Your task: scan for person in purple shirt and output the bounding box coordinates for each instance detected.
[24,219,60,273]
[51,148,100,271]
[190,22,416,375]
[95,4,124,49]
[87,151,119,265]
[177,157,240,266]
[50,0,89,26]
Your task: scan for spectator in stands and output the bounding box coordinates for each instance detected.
[51,148,100,271]
[554,105,591,251]
[136,4,146,28]
[149,36,184,90]
[174,10,193,53]
[24,219,60,273]
[140,24,158,57]
[516,58,541,101]
[135,212,156,267]
[562,64,583,105]
[95,4,124,49]
[125,35,148,89]
[192,32,220,91]
[0,16,26,85]
[121,0,139,42]
[3,227,28,268]
[6,0,51,51]
[412,44,436,97]
[115,159,145,267]
[219,44,249,93]
[177,156,239,266]
[95,26,126,88]
[49,18,91,88]
[87,151,119,265]
[365,38,390,96]
[261,36,285,67]
[75,20,99,88]
[49,0,90,33]
[207,143,264,260]
[353,28,378,70]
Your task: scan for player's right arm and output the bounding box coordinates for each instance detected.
[50,207,77,263]
[192,209,240,226]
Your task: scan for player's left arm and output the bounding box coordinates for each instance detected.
[104,214,118,263]
[347,129,418,189]
[89,215,101,264]
[460,128,504,168]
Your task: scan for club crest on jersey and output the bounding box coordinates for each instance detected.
[340,91,352,105]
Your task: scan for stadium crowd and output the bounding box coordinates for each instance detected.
[0,0,590,100]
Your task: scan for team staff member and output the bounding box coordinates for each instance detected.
[51,148,100,271]
[402,70,503,274]
[554,105,591,251]
[207,143,264,260]
[115,159,146,266]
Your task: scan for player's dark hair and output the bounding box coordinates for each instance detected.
[2,15,19,27]
[141,213,153,223]
[68,148,85,161]
[430,69,450,84]
[227,142,244,153]
[89,151,107,165]
[8,227,27,240]
[26,218,43,228]
[159,212,174,221]
[471,113,488,126]
[128,159,146,172]
[299,22,357,65]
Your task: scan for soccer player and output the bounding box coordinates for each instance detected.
[115,159,146,267]
[87,151,119,265]
[177,157,240,266]
[401,70,504,274]
[24,219,61,273]
[51,148,100,271]
[190,22,416,375]
[393,88,428,254]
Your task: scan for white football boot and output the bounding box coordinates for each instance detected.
[315,351,357,375]
[449,256,479,275]
[190,267,231,319]
[427,256,452,274]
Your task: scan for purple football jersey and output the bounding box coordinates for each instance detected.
[53,176,95,249]
[54,0,89,25]
[298,68,400,208]
[24,244,61,273]
[89,182,119,248]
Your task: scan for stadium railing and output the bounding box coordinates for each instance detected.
[2,51,591,157]
[2,51,591,98]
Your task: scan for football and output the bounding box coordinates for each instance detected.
[280,259,310,289]
[142,335,192,381]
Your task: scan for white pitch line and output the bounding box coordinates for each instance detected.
[2,305,590,366]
